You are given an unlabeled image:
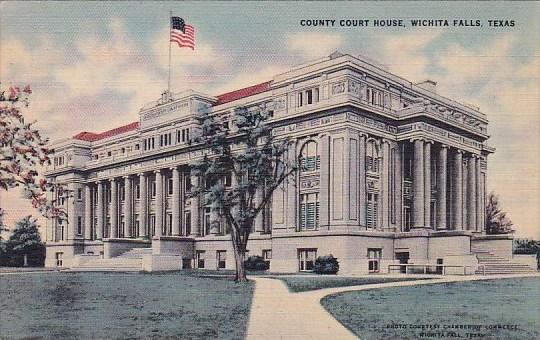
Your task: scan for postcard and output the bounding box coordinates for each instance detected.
[0,1,538,339]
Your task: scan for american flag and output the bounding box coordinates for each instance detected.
[170,17,194,50]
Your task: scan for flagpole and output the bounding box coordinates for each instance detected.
[168,10,172,94]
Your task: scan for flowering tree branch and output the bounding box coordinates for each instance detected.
[0,84,65,224]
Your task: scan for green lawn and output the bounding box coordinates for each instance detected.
[0,271,254,340]
[278,276,433,292]
[322,277,540,340]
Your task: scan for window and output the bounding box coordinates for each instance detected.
[298,249,317,271]
[150,215,156,236]
[77,188,82,200]
[77,216,82,235]
[119,185,125,201]
[135,144,140,151]
[107,151,112,157]
[299,193,319,230]
[366,141,379,173]
[120,216,125,238]
[135,184,140,199]
[204,207,211,236]
[368,248,382,273]
[184,211,191,236]
[224,172,232,187]
[55,252,64,267]
[367,193,378,228]
[167,214,173,235]
[403,204,412,231]
[216,250,226,269]
[196,250,206,269]
[151,181,156,198]
[121,147,125,154]
[297,87,319,107]
[300,140,320,172]
[185,175,192,192]
[262,249,272,268]
[168,178,174,196]
[134,215,140,238]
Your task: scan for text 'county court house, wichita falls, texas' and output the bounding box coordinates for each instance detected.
[43,52,512,275]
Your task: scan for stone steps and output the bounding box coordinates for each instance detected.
[117,248,153,259]
[473,249,536,275]
[71,257,143,272]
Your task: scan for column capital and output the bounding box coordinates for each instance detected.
[123,175,132,179]
[154,169,162,174]
[138,172,147,177]
[110,177,117,183]
[439,143,450,149]
[410,137,425,143]
[170,165,180,171]
[357,132,369,139]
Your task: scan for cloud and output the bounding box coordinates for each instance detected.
[286,32,344,59]
[374,30,442,81]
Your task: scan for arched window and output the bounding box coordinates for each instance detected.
[299,140,320,172]
[366,140,379,173]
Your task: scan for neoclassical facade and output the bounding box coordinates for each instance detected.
[44,52,507,274]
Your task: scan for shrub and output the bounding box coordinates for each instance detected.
[313,254,339,274]
[244,255,269,271]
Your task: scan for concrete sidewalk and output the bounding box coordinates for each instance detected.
[246,277,358,340]
[246,273,539,340]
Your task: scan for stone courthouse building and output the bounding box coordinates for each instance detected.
[44,52,521,274]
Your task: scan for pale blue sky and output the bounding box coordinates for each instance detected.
[1,1,539,238]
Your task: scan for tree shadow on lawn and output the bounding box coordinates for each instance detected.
[0,271,254,340]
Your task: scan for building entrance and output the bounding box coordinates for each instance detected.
[395,252,409,273]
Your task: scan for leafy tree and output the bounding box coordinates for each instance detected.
[191,105,296,282]
[6,216,45,266]
[485,191,514,234]
[0,84,63,220]
[513,239,540,270]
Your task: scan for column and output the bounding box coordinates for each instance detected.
[424,142,432,228]
[84,184,92,240]
[453,150,463,230]
[286,141,297,230]
[68,184,77,240]
[436,145,448,230]
[110,178,118,238]
[139,173,148,238]
[381,140,390,229]
[413,139,425,228]
[96,181,104,239]
[254,188,264,233]
[319,134,331,228]
[476,157,484,232]
[189,173,200,236]
[172,167,181,236]
[358,134,367,228]
[124,176,132,238]
[467,154,477,231]
[394,143,403,231]
[155,170,163,237]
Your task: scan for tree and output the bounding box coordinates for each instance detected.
[485,191,514,234]
[6,216,45,266]
[191,105,297,282]
[0,84,64,221]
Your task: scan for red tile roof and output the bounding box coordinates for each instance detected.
[215,81,272,105]
[73,121,139,142]
[72,81,272,142]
